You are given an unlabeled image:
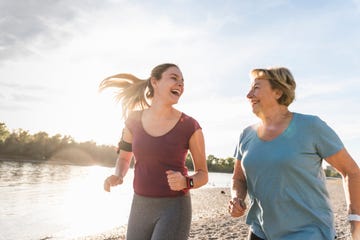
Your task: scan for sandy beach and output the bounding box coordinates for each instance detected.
[75,178,351,240]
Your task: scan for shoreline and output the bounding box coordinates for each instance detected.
[75,178,351,240]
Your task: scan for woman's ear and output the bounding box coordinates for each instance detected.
[150,77,157,88]
[275,89,283,100]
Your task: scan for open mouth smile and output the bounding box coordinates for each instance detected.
[171,89,181,96]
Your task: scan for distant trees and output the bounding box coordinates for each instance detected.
[185,154,234,173]
[0,122,341,177]
[0,122,117,166]
[0,123,10,143]
[0,122,235,171]
[324,165,341,178]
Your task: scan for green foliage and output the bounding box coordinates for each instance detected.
[0,122,235,171]
[0,122,117,167]
[0,123,10,143]
[185,153,235,173]
[324,168,341,178]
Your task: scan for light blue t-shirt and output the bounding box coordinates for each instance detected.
[234,113,344,240]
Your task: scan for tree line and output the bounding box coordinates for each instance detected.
[0,122,341,177]
[0,122,235,173]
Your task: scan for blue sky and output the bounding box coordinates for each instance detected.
[0,0,359,164]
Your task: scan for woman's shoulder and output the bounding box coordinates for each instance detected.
[180,112,202,130]
[180,112,199,123]
[125,110,143,125]
[127,110,142,119]
[242,124,258,136]
[292,112,328,131]
[181,112,194,120]
[293,112,321,122]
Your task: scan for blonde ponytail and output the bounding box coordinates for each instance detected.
[99,73,150,119]
[99,63,179,119]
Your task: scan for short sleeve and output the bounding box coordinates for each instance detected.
[233,125,258,161]
[234,128,250,161]
[190,117,201,133]
[313,116,344,158]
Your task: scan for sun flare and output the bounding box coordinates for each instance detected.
[56,166,133,238]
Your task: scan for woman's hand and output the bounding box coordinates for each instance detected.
[166,170,186,191]
[229,197,247,217]
[104,175,123,192]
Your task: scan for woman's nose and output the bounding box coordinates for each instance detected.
[177,79,184,86]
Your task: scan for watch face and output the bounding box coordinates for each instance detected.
[189,178,194,187]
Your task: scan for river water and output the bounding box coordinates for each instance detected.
[0,160,232,240]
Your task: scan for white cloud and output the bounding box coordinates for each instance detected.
[0,0,107,63]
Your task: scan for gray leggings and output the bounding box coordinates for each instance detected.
[126,193,192,240]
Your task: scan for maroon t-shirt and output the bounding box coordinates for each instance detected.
[126,111,201,197]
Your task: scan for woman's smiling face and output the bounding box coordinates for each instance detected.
[151,66,184,104]
[246,78,281,115]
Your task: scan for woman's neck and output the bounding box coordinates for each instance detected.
[146,104,178,119]
[256,106,293,141]
[258,106,292,126]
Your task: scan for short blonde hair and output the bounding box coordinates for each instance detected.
[250,67,296,106]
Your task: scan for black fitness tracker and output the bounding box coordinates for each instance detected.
[185,176,194,189]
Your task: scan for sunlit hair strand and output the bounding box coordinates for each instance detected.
[99,63,179,119]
